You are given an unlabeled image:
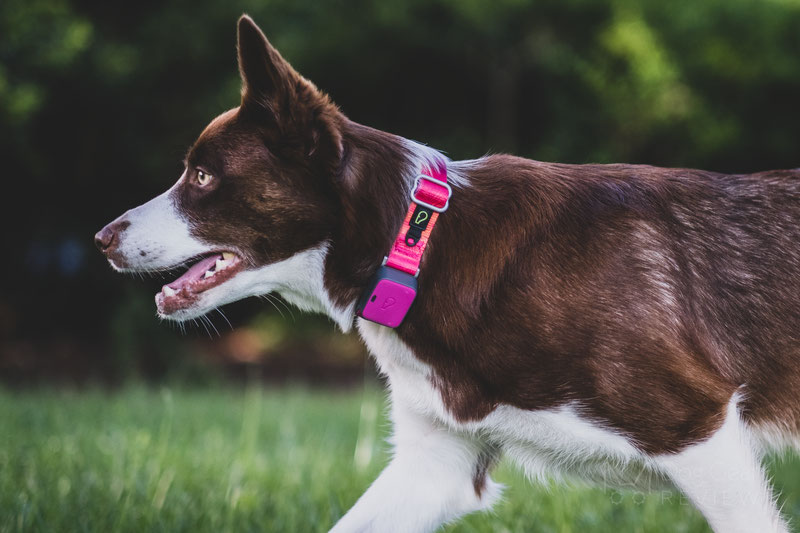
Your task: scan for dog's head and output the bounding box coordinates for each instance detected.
[95,16,345,321]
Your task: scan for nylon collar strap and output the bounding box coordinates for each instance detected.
[385,164,451,276]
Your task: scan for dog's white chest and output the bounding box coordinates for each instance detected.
[356,320,645,483]
[356,320,452,422]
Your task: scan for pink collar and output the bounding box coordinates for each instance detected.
[385,164,451,275]
[355,164,451,327]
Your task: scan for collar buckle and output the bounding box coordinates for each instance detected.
[410,174,451,213]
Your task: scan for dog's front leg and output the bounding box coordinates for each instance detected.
[330,398,502,533]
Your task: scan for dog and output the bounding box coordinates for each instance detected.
[95,15,800,533]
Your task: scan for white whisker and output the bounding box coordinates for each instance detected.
[271,294,296,322]
[215,308,233,331]
[203,315,220,338]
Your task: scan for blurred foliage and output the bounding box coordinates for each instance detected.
[1,0,800,381]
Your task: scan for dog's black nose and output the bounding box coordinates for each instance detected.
[94,220,129,254]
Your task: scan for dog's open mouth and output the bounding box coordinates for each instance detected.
[155,252,244,315]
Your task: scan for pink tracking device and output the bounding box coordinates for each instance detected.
[356,166,451,328]
[356,265,419,328]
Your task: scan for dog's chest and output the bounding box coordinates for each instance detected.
[357,320,453,422]
[356,320,644,479]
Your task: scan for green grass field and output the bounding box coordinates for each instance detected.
[1,385,798,532]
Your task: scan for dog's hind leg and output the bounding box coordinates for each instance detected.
[654,396,788,533]
[329,398,501,533]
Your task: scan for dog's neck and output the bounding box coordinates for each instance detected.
[318,119,448,326]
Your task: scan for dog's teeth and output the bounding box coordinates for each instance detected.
[204,270,214,279]
[222,252,234,261]
[163,286,176,297]
[215,259,227,271]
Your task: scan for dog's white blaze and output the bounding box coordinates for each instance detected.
[109,175,210,272]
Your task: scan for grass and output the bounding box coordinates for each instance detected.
[0,385,798,532]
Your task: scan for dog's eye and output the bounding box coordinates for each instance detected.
[196,170,213,187]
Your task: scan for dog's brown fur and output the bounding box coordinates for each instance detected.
[173,16,800,456]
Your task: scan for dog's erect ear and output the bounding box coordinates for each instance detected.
[236,15,343,170]
[237,15,294,109]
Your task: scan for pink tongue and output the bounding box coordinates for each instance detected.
[167,254,222,290]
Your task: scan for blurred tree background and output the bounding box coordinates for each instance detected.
[2,0,800,384]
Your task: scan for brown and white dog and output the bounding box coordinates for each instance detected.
[95,15,800,533]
